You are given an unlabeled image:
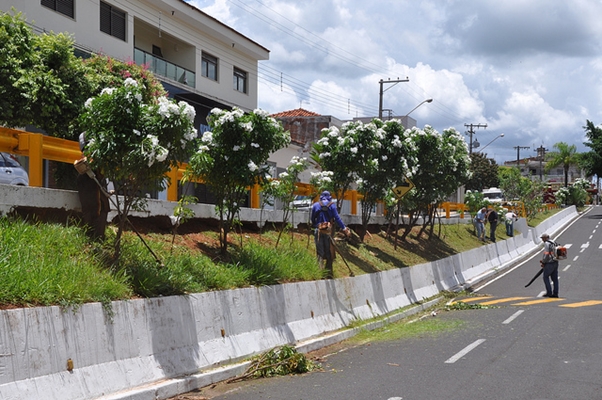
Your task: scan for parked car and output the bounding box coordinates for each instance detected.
[0,153,29,186]
[290,195,313,211]
[482,187,504,204]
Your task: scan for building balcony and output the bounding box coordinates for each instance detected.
[134,47,195,88]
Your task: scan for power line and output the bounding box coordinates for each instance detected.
[223,0,466,123]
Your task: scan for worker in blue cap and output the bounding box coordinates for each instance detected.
[311,191,350,278]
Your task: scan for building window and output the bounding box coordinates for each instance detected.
[233,67,247,93]
[41,0,75,18]
[100,1,126,41]
[202,53,218,81]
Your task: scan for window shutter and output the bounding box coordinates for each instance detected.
[56,0,74,18]
[100,2,111,35]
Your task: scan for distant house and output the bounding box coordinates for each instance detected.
[4,0,269,133]
[503,157,584,185]
[270,108,344,183]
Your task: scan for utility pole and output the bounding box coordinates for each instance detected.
[379,77,409,119]
[514,145,530,173]
[536,145,547,180]
[464,123,487,154]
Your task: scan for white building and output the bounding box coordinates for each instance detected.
[2,0,269,130]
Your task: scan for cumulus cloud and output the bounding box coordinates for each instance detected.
[187,0,602,164]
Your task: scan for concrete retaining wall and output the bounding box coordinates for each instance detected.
[0,185,578,400]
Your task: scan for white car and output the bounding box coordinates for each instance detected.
[0,153,29,186]
[290,195,313,211]
[482,187,504,204]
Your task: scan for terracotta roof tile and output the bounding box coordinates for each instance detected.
[271,108,321,117]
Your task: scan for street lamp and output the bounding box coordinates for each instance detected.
[403,98,433,117]
[479,133,504,153]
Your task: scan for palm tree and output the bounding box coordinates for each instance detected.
[545,142,579,187]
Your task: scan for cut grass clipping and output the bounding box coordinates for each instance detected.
[228,345,320,382]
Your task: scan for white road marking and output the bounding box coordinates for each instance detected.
[589,235,593,239]
[581,242,589,248]
[573,255,579,261]
[564,243,573,248]
[502,310,524,324]
[562,264,571,272]
[445,339,486,364]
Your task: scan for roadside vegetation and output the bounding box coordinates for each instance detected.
[0,210,545,310]
[0,10,586,313]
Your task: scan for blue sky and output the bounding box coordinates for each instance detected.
[186,0,602,164]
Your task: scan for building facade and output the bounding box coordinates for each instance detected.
[2,0,269,129]
[504,157,584,186]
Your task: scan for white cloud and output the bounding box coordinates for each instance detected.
[188,0,602,163]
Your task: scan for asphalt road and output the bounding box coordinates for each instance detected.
[186,206,602,400]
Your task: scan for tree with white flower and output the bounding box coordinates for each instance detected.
[398,126,471,239]
[184,107,290,255]
[356,119,418,241]
[311,124,359,213]
[79,77,198,262]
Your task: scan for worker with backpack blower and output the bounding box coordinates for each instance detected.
[311,191,350,279]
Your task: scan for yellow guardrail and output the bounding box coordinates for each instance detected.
[440,202,467,219]
[0,127,359,212]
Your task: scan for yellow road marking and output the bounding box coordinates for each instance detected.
[512,298,564,305]
[559,300,602,308]
[479,297,531,305]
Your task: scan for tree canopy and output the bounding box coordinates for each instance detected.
[545,142,579,187]
[464,152,499,191]
[581,120,602,178]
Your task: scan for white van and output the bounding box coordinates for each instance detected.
[482,187,504,204]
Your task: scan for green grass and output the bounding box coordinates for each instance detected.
[351,310,465,343]
[527,207,563,227]
[0,218,131,308]
[0,207,560,309]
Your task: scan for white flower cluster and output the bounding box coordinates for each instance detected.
[289,156,307,167]
[311,170,333,185]
[211,107,244,127]
[144,134,169,167]
[123,78,138,87]
[241,121,253,132]
[253,108,269,118]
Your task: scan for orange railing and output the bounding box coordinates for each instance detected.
[440,202,467,219]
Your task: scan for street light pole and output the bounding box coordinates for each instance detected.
[479,133,504,154]
[403,98,433,117]
[378,77,409,119]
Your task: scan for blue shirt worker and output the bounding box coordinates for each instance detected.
[311,191,350,279]
[540,233,559,298]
